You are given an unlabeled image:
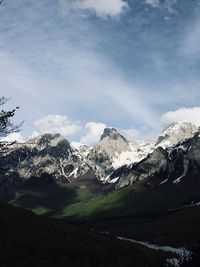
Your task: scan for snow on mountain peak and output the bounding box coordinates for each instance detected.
[156,122,198,148]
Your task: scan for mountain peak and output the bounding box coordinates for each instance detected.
[156,122,198,148]
[161,122,198,136]
[28,133,70,148]
[100,128,127,142]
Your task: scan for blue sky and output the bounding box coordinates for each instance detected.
[1,0,200,145]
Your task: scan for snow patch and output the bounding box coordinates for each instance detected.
[111,141,155,169]
[109,177,119,184]
[166,258,180,267]
[173,177,182,184]
[69,167,79,178]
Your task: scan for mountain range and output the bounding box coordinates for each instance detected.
[0,121,199,196]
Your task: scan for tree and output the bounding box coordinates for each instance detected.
[0,97,23,152]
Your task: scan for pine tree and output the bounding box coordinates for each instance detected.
[0,97,22,152]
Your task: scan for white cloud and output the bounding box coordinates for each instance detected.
[161,107,200,126]
[0,132,25,143]
[80,122,107,145]
[35,115,82,137]
[61,0,129,18]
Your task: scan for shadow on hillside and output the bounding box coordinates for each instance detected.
[11,174,78,217]
[82,167,200,221]
[0,202,171,267]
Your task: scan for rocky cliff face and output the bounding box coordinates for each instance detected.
[0,133,94,195]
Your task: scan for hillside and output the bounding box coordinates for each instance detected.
[0,202,175,267]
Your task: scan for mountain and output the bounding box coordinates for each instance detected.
[86,128,131,180]
[98,123,199,182]
[0,122,199,198]
[0,127,144,197]
[111,123,200,189]
[102,122,199,183]
[87,128,155,182]
[155,122,198,148]
[0,133,94,197]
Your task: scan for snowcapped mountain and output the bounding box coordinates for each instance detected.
[86,128,131,179]
[110,123,200,188]
[0,122,199,196]
[0,133,95,196]
[155,122,199,148]
[85,128,155,181]
[95,122,199,183]
[92,122,199,178]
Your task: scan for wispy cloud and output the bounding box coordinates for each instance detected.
[180,15,200,59]
[144,0,177,15]
[59,0,129,18]
[145,0,160,8]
